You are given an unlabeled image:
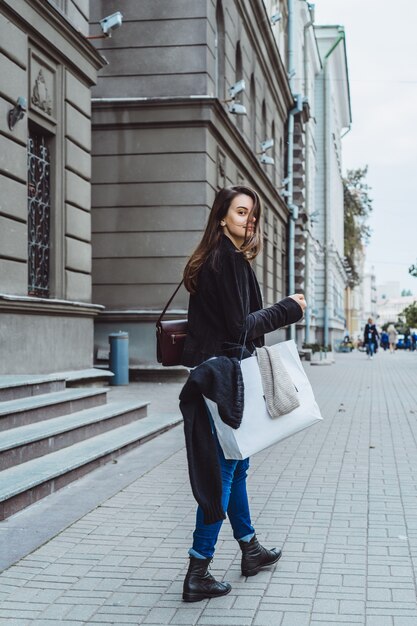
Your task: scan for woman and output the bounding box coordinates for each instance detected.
[363,318,379,359]
[387,323,398,353]
[180,186,306,602]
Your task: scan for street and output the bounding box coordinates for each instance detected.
[0,350,417,626]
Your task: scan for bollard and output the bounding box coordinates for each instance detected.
[108,331,129,385]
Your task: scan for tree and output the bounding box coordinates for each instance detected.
[401,289,412,297]
[343,167,373,286]
[409,262,417,278]
[400,301,417,328]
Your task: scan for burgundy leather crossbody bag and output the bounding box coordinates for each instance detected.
[156,281,188,366]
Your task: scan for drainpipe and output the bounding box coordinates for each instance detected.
[287,94,303,342]
[322,30,345,348]
[286,0,296,342]
[303,15,313,345]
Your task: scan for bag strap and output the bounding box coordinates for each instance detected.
[157,280,184,324]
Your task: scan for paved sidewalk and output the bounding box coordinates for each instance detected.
[1,350,417,626]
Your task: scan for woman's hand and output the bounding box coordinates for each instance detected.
[289,293,307,312]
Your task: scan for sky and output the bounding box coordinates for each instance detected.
[315,0,417,295]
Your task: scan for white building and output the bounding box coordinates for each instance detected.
[314,25,352,347]
[377,281,401,301]
[377,295,417,326]
[362,270,378,324]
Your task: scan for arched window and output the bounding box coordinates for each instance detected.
[235,41,243,131]
[215,0,226,99]
[250,73,256,148]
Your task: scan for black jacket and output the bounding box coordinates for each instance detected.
[179,356,244,524]
[181,235,303,367]
[364,323,379,345]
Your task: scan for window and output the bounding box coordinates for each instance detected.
[250,74,256,148]
[27,126,51,297]
[235,41,243,132]
[215,0,226,99]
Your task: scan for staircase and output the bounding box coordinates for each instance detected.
[0,374,180,520]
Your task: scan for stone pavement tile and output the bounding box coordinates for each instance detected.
[252,611,284,626]
[142,607,177,624]
[311,618,364,624]
[38,603,72,619]
[99,604,147,614]
[392,589,417,602]
[366,617,393,626]
[91,609,146,624]
[169,607,203,624]
[280,611,311,625]
[31,622,83,626]
[64,603,102,621]
[339,599,365,614]
[232,594,261,610]
[289,584,316,598]
[367,608,417,617]
[197,616,253,626]
[313,598,339,612]
[0,620,30,626]
[0,608,43,619]
[263,583,292,597]
[367,587,394,601]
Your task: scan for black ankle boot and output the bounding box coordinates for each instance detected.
[182,556,232,602]
[239,534,282,577]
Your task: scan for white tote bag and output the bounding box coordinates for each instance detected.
[205,340,323,460]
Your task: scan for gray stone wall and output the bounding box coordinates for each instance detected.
[90,0,209,98]
[0,0,104,374]
[49,0,89,35]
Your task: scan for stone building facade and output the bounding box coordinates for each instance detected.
[90,0,295,366]
[0,0,105,374]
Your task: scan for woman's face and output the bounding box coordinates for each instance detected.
[222,194,255,247]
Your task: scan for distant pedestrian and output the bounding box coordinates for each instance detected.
[380,330,389,351]
[387,324,398,353]
[364,318,379,359]
[179,185,305,602]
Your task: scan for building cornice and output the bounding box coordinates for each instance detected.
[1,0,107,83]
[0,294,104,317]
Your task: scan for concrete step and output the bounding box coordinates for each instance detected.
[0,400,149,471]
[0,375,66,402]
[0,414,182,520]
[0,388,108,431]
[57,368,114,388]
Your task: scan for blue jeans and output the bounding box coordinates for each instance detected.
[367,342,375,356]
[190,418,255,559]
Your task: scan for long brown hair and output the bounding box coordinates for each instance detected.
[183,185,262,294]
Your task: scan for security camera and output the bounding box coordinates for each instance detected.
[228,102,247,115]
[8,96,27,130]
[260,154,275,165]
[260,138,274,152]
[271,11,282,25]
[100,11,123,36]
[228,79,246,99]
